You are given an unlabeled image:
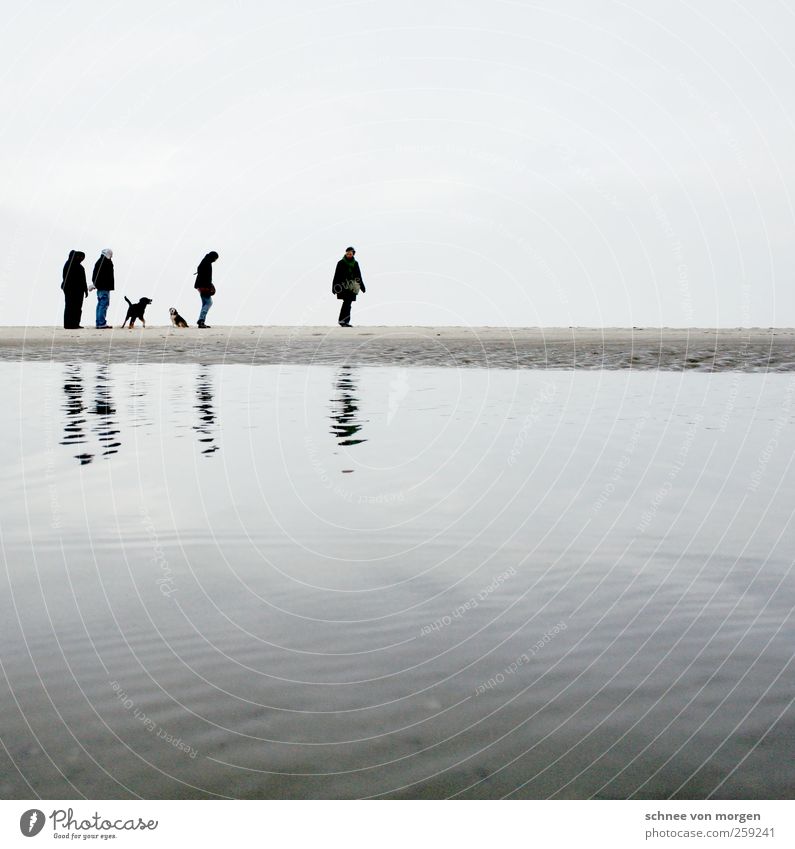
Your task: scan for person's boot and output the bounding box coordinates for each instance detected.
[198,320,210,329]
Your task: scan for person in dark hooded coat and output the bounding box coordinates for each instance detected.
[331,246,366,327]
[194,251,219,328]
[61,250,88,329]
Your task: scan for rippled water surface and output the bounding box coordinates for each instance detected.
[1,363,793,798]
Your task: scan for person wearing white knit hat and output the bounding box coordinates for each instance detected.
[90,248,115,329]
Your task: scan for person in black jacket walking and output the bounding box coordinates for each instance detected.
[332,246,366,327]
[194,251,219,328]
[61,250,87,329]
[90,248,114,329]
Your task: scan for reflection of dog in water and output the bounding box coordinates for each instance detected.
[169,307,189,328]
[121,296,153,328]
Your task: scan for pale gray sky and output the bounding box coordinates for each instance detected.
[2,0,794,327]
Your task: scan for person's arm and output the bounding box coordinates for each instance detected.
[89,259,99,291]
[332,261,343,292]
[357,263,365,293]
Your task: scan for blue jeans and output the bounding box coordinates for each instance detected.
[95,290,110,327]
[198,294,213,323]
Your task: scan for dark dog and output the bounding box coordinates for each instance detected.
[169,307,189,328]
[122,296,153,328]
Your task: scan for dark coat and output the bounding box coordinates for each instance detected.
[92,255,115,291]
[332,258,364,301]
[194,252,218,291]
[61,250,87,295]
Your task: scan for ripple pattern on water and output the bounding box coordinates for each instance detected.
[1,363,793,799]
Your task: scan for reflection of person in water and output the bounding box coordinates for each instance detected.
[91,365,121,458]
[60,365,93,464]
[194,368,220,455]
[61,365,123,464]
[330,366,367,446]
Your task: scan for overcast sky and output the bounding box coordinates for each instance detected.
[1,0,794,327]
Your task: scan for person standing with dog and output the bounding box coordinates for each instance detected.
[89,248,114,329]
[332,246,366,327]
[61,250,88,329]
[194,251,218,328]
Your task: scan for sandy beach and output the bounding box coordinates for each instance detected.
[1,326,793,370]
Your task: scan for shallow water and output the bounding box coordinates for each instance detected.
[1,362,794,799]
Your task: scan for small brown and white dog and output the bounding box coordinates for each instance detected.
[169,307,189,328]
[121,296,153,328]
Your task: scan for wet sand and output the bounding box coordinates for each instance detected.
[1,326,794,370]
